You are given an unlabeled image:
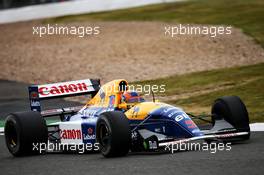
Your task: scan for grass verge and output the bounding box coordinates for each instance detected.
[135,63,264,122]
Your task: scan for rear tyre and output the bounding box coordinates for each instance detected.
[211,96,250,139]
[96,111,131,157]
[4,111,48,156]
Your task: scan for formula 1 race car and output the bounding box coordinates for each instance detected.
[4,79,250,157]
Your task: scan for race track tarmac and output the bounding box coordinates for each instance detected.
[0,133,264,175]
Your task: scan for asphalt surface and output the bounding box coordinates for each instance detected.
[1,80,264,175]
[0,133,263,175]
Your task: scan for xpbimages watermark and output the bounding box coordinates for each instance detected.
[32,24,100,37]
[164,24,232,38]
[32,141,100,154]
[165,141,232,154]
[100,83,166,96]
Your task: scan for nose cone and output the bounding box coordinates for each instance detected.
[151,105,204,137]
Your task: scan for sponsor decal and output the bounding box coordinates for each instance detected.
[163,107,174,113]
[83,127,96,140]
[87,127,93,135]
[29,86,41,111]
[148,141,158,149]
[38,80,93,98]
[59,123,83,144]
[175,114,188,122]
[60,129,82,140]
[30,100,40,107]
[81,107,114,117]
[81,124,96,143]
[168,110,179,118]
[82,108,98,117]
[39,83,87,96]
[83,134,96,140]
[30,91,39,99]
[185,120,197,129]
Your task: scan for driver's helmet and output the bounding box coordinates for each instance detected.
[121,91,145,106]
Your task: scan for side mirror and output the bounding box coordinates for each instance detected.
[118,103,127,109]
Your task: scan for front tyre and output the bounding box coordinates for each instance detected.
[211,96,250,140]
[4,111,48,156]
[96,111,131,157]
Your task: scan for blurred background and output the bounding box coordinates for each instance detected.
[0,0,70,9]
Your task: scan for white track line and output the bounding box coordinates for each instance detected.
[250,123,264,132]
[0,123,263,136]
[0,128,3,135]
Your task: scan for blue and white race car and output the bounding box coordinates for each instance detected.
[4,79,250,157]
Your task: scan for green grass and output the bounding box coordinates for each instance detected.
[169,76,264,122]
[46,0,264,47]
[135,63,264,122]
[134,63,264,96]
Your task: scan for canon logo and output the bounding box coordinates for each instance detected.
[39,83,88,96]
[60,129,82,140]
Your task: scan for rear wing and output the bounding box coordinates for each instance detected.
[28,79,100,112]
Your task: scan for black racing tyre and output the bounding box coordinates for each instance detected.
[211,96,250,139]
[96,111,131,157]
[4,111,48,156]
